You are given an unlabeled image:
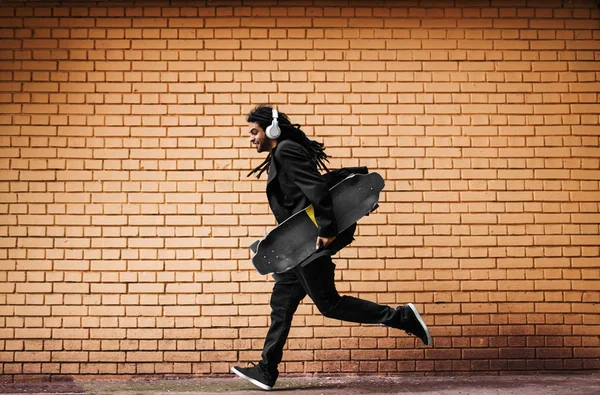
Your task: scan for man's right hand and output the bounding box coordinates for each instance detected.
[316,236,336,250]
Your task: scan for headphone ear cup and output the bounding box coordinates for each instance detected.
[266,122,280,139]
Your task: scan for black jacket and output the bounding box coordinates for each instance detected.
[265,140,364,267]
[266,139,338,237]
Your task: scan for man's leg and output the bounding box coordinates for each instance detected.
[259,270,307,373]
[297,255,431,345]
[232,269,307,390]
[296,255,394,323]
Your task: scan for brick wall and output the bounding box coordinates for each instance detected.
[0,0,599,379]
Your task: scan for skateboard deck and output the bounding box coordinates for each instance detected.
[250,172,384,275]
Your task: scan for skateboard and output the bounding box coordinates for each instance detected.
[250,172,384,275]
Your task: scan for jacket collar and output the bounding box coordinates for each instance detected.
[266,144,279,186]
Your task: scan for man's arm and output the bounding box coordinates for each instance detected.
[275,142,338,246]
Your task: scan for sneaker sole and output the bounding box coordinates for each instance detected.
[231,366,273,391]
[407,303,432,346]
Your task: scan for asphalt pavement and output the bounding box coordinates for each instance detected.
[0,373,598,394]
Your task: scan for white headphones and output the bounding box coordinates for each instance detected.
[265,108,281,139]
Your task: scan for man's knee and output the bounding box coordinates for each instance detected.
[316,296,342,319]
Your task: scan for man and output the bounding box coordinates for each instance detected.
[231,105,431,391]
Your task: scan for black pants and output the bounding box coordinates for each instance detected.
[259,255,396,373]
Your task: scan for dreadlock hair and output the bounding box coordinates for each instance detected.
[247,104,330,179]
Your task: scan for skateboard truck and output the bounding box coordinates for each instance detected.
[366,202,379,216]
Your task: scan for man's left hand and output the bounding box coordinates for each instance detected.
[316,236,336,250]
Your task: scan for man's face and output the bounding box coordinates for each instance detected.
[248,122,273,153]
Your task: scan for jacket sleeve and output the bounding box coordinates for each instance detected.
[275,142,338,237]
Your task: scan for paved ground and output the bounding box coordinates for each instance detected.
[0,374,599,394]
